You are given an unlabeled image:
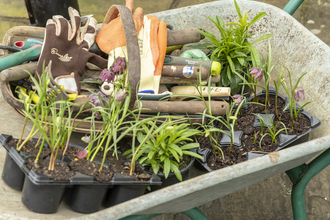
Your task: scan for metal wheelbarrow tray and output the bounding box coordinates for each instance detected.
[0,0,330,219]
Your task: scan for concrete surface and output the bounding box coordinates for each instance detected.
[0,0,330,220]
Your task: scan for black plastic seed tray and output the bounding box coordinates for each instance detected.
[193,88,321,172]
[0,134,161,214]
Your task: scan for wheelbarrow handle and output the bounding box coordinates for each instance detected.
[283,0,304,15]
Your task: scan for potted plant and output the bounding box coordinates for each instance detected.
[124,117,203,191]
[0,60,163,214]
[193,43,320,171]
[190,0,272,94]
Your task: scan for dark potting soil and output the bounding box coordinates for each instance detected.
[25,157,74,181]
[68,159,114,182]
[9,138,51,159]
[201,95,311,171]
[7,139,150,182]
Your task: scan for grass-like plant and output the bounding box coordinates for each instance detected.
[281,69,314,129]
[254,114,288,149]
[273,67,286,120]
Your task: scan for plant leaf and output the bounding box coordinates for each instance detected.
[247,12,267,28]
[164,158,171,179]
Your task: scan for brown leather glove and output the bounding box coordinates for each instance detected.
[96,0,144,54]
[36,7,107,94]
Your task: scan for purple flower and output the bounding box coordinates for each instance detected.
[294,88,305,102]
[76,149,88,159]
[114,57,126,73]
[114,89,127,101]
[90,91,108,106]
[249,67,263,81]
[81,136,91,144]
[233,94,243,105]
[110,57,126,74]
[100,68,115,82]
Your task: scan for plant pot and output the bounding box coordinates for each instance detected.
[193,88,321,172]
[66,184,110,213]
[144,156,195,191]
[21,177,67,214]
[104,184,147,207]
[0,134,162,214]
[2,152,25,190]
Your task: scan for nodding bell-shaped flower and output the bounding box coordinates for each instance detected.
[249,67,263,81]
[294,88,305,102]
[90,91,108,107]
[76,149,88,159]
[114,89,127,101]
[100,68,115,82]
[112,57,126,74]
[232,94,243,105]
[81,136,91,144]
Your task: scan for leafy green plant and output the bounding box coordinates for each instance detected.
[191,0,272,94]
[254,114,288,149]
[281,69,314,129]
[126,118,203,181]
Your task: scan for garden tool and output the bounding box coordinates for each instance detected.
[166,28,205,46]
[0,45,41,72]
[164,55,221,76]
[11,41,41,50]
[36,7,107,94]
[15,86,39,103]
[96,0,144,54]
[179,49,210,60]
[0,45,22,53]
[27,39,43,44]
[46,76,69,102]
[169,86,231,101]
[137,100,229,115]
[161,65,209,80]
[160,72,220,84]
[0,62,37,82]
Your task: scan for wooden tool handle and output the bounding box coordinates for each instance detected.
[162,65,209,80]
[160,73,220,84]
[0,62,37,81]
[138,100,229,115]
[167,28,204,46]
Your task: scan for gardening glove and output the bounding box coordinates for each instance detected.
[138,16,155,93]
[36,7,107,94]
[96,0,144,54]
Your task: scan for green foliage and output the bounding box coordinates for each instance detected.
[281,69,314,129]
[254,114,288,149]
[191,0,272,94]
[126,118,203,181]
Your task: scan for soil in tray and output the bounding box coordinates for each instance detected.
[200,95,311,171]
[7,139,150,182]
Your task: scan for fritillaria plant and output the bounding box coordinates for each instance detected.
[281,69,314,129]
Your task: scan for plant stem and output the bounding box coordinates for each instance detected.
[17,124,37,151]
[17,118,28,149]
[34,134,43,148]
[35,139,45,164]
[48,149,54,170]
[228,142,233,157]
[275,94,280,120]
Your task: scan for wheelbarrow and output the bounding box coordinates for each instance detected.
[0,0,329,219]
